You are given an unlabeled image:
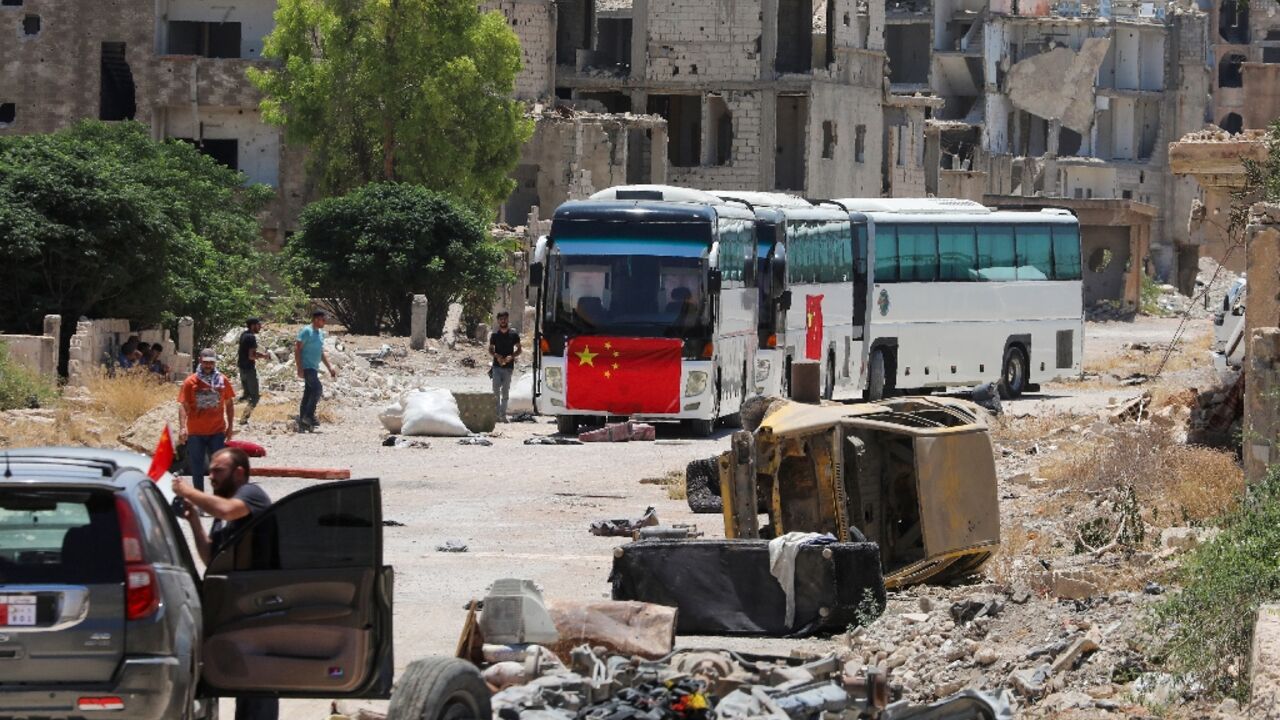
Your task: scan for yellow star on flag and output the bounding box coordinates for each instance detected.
[613,351,620,358]
[807,311,814,328]
[604,370,612,379]
[575,345,598,366]
[604,341,613,350]
[612,362,619,370]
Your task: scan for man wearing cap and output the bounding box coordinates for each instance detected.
[237,318,270,422]
[295,309,337,432]
[178,349,236,494]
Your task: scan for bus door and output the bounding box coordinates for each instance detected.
[852,221,869,338]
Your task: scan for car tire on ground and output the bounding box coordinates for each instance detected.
[998,345,1028,400]
[555,415,578,435]
[387,657,491,720]
[685,457,722,514]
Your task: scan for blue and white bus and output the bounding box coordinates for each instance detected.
[529,186,759,435]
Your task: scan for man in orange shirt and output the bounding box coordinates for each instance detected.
[178,348,236,494]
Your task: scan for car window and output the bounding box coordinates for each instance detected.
[138,483,199,576]
[131,482,174,565]
[0,489,123,584]
[208,480,380,574]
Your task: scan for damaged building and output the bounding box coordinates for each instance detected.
[495,0,938,214]
[0,0,307,241]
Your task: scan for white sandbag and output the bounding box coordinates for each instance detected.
[509,372,536,415]
[401,388,470,437]
[379,400,404,434]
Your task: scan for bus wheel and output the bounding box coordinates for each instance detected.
[999,345,1028,399]
[555,415,578,435]
[866,348,888,401]
[823,354,836,400]
[689,418,716,437]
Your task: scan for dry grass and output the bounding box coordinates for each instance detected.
[988,410,1079,446]
[1039,422,1244,528]
[0,370,174,449]
[986,519,1054,585]
[640,469,686,500]
[1083,328,1214,379]
[245,399,337,426]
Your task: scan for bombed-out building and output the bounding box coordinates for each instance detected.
[0,0,307,240]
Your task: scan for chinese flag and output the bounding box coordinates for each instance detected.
[566,336,683,414]
[146,424,175,481]
[805,294,824,360]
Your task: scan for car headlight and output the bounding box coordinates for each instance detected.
[755,359,771,383]
[685,370,708,397]
[545,366,564,392]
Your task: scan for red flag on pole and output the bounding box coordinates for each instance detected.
[566,336,683,414]
[805,294,824,360]
[147,424,175,481]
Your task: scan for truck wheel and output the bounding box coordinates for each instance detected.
[998,345,1028,400]
[685,457,722,514]
[388,657,491,720]
[866,348,888,401]
[555,415,578,435]
[689,418,715,437]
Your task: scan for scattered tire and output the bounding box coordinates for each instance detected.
[387,657,491,720]
[685,457,722,514]
[998,345,1028,400]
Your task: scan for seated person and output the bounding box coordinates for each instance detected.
[149,343,170,376]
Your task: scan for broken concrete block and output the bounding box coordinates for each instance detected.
[409,295,428,351]
[901,612,930,624]
[1010,664,1052,699]
[975,647,1000,666]
[1033,570,1101,600]
[1050,632,1100,674]
[1251,604,1280,713]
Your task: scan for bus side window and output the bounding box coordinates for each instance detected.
[938,225,977,281]
[1052,225,1082,280]
[875,224,899,283]
[1015,225,1053,281]
[898,224,938,282]
[976,225,1016,281]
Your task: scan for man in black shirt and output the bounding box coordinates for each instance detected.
[488,311,522,422]
[237,318,269,422]
[172,447,277,720]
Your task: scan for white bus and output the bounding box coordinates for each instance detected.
[529,186,759,435]
[714,191,858,400]
[832,198,1084,400]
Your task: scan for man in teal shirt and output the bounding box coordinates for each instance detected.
[294,309,337,432]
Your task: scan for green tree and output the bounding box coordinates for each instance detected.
[0,120,273,353]
[285,182,512,334]
[250,0,533,213]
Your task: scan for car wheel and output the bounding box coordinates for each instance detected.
[998,345,1028,400]
[685,457,722,514]
[388,657,491,720]
[866,348,887,401]
[555,415,577,435]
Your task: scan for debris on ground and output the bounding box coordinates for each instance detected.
[525,435,585,445]
[458,436,493,446]
[589,506,659,536]
[436,539,469,552]
[579,420,657,442]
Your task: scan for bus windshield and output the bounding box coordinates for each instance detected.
[547,251,710,338]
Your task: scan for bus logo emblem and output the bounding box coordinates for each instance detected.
[878,289,890,316]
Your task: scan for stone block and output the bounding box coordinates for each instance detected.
[410,295,428,351]
[1252,604,1280,715]
[454,391,497,433]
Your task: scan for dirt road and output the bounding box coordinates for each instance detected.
[216,317,1206,718]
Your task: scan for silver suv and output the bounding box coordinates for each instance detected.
[0,448,394,719]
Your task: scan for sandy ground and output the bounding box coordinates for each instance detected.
[200,317,1206,719]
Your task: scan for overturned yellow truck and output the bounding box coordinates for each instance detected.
[719,397,1001,589]
[611,397,1000,635]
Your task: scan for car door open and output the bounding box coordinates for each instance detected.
[199,479,393,699]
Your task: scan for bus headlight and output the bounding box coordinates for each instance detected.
[755,359,771,383]
[545,367,564,392]
[685,371,708,397]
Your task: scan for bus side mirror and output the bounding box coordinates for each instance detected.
[709,269,723,294]
[771,255,787,292]
[529,262,543,287]
[743,256,757,286]
[779,290,792,311]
